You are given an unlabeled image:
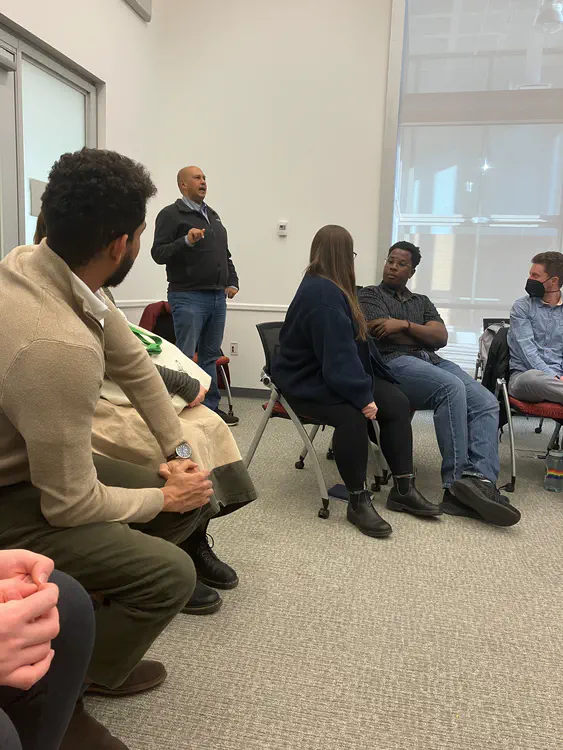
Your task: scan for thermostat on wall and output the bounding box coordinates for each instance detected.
[277,221,288,237]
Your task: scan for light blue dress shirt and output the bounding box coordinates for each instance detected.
[508,295,563,376]
[182,195,209,223]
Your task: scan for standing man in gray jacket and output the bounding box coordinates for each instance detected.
[151,167,239,425]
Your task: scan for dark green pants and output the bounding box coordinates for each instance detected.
[0,456,208,688]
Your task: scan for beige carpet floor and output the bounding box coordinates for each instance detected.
[88,398,563,750]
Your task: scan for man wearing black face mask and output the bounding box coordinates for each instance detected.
[508,252,563,403]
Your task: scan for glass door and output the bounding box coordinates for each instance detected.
[21,58,87,243]
[0,24,96,254]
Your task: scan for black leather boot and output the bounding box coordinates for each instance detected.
[182,522,239,590]
[181,580,223,615]
[386,475,442,517]
[347,490,392,538]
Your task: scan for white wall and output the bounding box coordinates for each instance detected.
[0,0,393,388]
[0,0,162,307]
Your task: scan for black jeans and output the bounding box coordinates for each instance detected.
[287,376,413,491]
[0,571,95,750]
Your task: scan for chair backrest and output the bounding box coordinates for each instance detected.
[481,326,510,394]
[139,301,176,344]
[153,311,176,344]
[482,316,509,331]
[256,321,284,375]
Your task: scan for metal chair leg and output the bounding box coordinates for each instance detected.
[500,383,516,492]
[219,364,234,416]
[369,420,390,491]
[281,397,330,519]
[244,391,277,468]
[295,424,321,469]
[547,422,562,452]
[535,417,544,435]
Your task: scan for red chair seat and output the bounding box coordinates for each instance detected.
[193,353,230,367]
[262,401,325,425]
[509,396,563,421]
[264,401,290,417]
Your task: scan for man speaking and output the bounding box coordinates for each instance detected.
[151,166,239,425]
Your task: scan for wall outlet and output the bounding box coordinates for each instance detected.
[230,342,239,356]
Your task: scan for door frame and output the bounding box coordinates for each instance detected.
[0,23,97,249]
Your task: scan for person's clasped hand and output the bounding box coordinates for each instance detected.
[362,402,378,420]
[159,459,213,514]
[188,385,208,408]
[0,549,60,690]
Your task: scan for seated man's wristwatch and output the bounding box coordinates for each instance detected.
[166,442,192,461]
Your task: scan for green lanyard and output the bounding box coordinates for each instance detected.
[129,325,163,355]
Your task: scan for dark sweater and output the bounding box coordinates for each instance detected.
[155,365,200,405]
[151,199,239,292]
[272,275,394,410]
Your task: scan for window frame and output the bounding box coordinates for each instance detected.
[0,23,97,248]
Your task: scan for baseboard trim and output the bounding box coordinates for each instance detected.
[116,299,289,313]
[231,386,270,399]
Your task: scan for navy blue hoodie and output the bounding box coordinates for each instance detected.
[272,275,394,410]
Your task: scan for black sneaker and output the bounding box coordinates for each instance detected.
[452,476,521,527]
[440,489,481,519]
[217,408,239,426]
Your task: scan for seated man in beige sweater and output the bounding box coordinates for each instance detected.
[0,149,255,750]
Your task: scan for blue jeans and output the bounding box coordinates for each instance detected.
[388,354,500,488]
[168,290,227,412]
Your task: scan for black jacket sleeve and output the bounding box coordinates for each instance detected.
[227,247,239,289]
[151,208,189,265]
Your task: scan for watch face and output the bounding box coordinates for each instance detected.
[176,442,192,460]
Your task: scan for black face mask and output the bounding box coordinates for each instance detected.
[526,277,553,298]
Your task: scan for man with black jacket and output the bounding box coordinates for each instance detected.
[151,167,239,425]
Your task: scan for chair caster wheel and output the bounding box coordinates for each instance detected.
[295,460,305,470]
[318,507,330,519]
[534,427,542,434]
[381,470,390,485]
[326,447,335,461]
[502,482,515,493]
[371,479,381,492]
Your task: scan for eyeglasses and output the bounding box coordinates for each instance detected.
[353,252,357,258]
[385,257,412,270]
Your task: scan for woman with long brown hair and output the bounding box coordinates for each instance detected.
[273,225,440,537]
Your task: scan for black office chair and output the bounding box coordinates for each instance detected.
[244,322,388,519]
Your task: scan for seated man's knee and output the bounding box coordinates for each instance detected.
[437,374,466,406]
[477,383,499,414]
